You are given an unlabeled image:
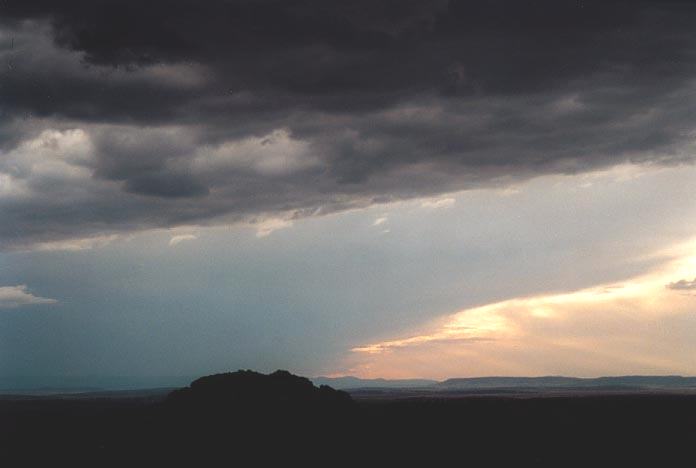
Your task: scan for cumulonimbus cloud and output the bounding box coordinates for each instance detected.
[2,1,696,250]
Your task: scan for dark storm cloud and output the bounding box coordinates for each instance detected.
[2,0,696,248]
[4,1,692,104]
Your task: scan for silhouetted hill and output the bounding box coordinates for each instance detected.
[166,369,353,412]
[160,370,355,464]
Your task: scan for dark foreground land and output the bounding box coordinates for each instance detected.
[2,371,696,467]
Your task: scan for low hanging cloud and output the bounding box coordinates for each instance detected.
[169,234,198,247]
[2,1,696,249]
[421,197,456,209]
[253,217,294,238]
[0,285,57,308]
[667,278,696,291]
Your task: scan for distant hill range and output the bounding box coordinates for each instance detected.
[313,375,696,392]
[438,375,696,390]
[312,376,437,390]
[5,374,696,395]
[0,376,195,395]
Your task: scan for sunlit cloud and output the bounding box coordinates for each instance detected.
[0,285,57,309]
[191,129,322,176]
[169,234,198,247]
[421,197,456,209]
[31,235,119,252]
[346,240,696,379]
[253,217,294,238]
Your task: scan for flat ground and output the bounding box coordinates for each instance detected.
[2,389,695,466]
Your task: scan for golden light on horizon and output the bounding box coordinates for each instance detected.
[345,239,696,380]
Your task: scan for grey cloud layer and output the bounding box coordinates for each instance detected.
[668,278,696,291]
[2,1,696,248]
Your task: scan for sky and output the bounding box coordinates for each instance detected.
[1,0,696,381]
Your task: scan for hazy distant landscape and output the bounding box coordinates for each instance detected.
[317,375,696,401]
[7,374,696,397]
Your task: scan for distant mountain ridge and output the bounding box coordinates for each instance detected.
[0,376,195,394]
[5,374,696,394]
[312,376,438,390]
[313,375,696,391]
[438,375,696,389]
